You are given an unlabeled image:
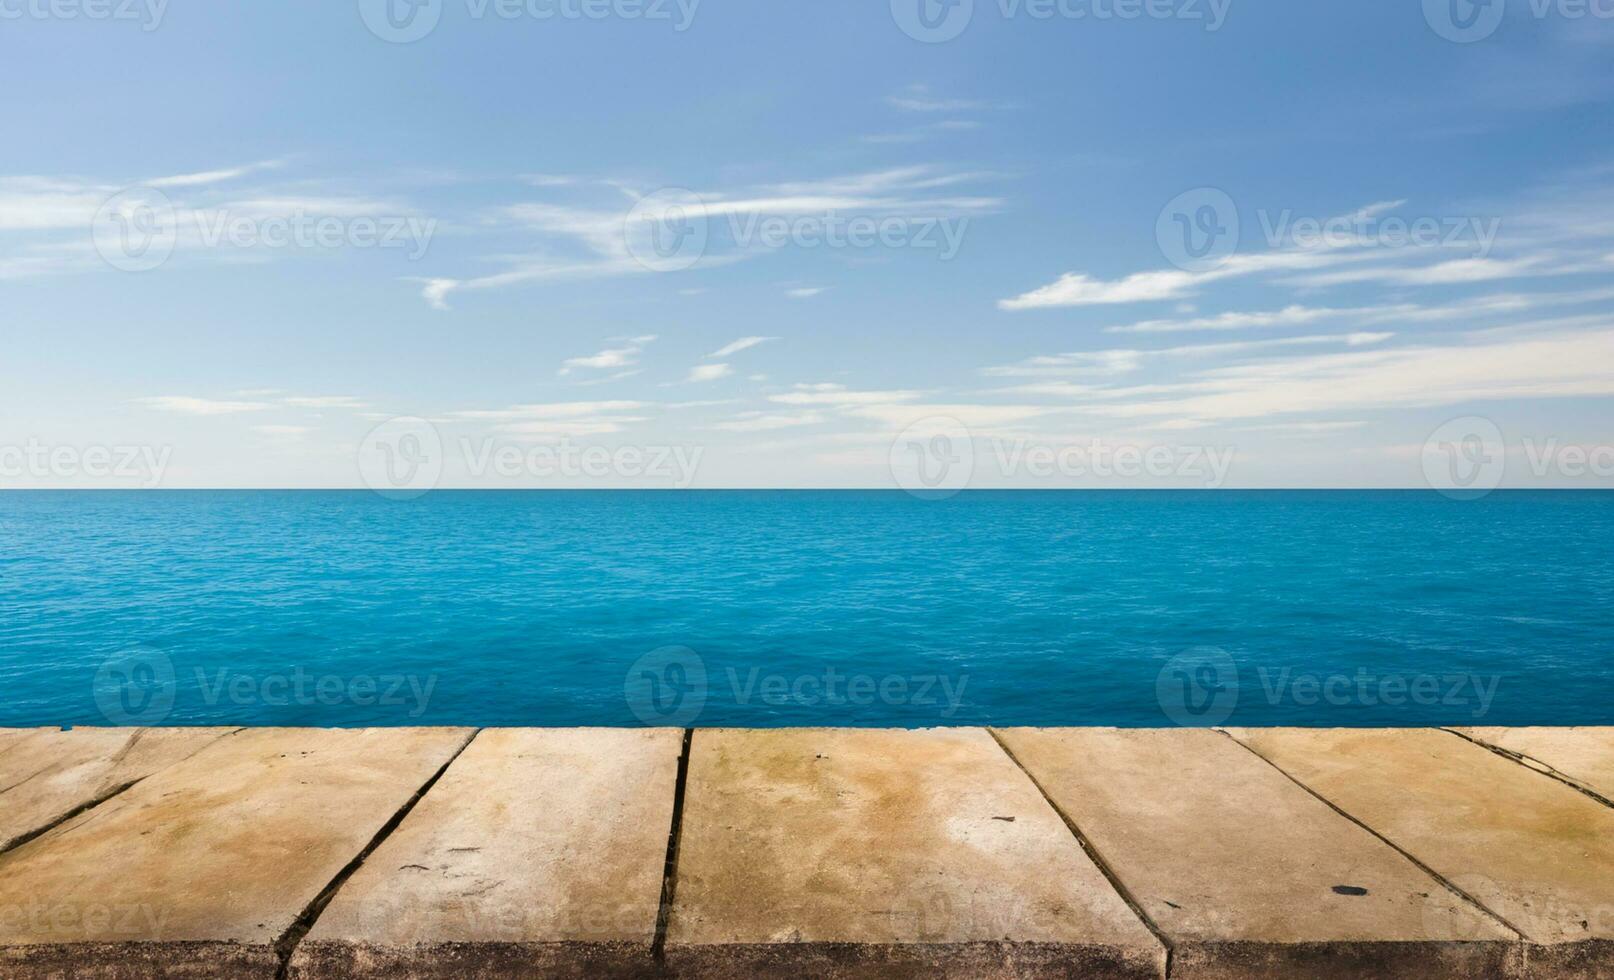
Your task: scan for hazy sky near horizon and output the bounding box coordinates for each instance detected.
[4,0,1614,489]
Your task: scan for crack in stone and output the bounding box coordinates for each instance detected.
[271,727,482,980]
[1442,728,1614,812]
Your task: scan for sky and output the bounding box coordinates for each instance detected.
[3,0,1614,490]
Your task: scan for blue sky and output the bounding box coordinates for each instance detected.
[3,0,1613,488]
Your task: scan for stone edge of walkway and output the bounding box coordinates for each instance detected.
[0,942,278,980]
[662,939,1166,979]
[287,940,655,980]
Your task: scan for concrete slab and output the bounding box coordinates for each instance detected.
[664,727,1166,979]
[1453,727,1614,804]
[0,726,473,979]
[993,727,1517,980]
[1228,728,1614,978]
[0,727,237,853]
[287,727,682,980]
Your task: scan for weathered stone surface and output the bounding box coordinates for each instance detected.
[0,728,48,760]
[1228,727,1614,977]
[0,726,473,979]
[288,727,682,980]
[664,727,1165,979]
[0,727,237,853]
[1454,727,1614,803]
[994,727,1517,980]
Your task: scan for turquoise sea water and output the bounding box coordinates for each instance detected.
[1,490,1610,729]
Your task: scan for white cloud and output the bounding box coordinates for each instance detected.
[884,85,997,113]
[708,336,777,358]
[998,249,1359,310]
[251,424,313,437]
[986,332,1395,379]
[423,165,1003,307]
[0,177,113,232]
[1287,255,1551,288]
[685,363,733,383]
[1106,304,1400,335]
[146,159,283,189]
[136,396,271,415]
[785,287,826,299]
[281,395,367,409]
[560,335,656,375]
[446,399,650,436]
[449,400,647,421]
[710,411,828,432]
[1069,323,1614,424]
[769,383,923,406]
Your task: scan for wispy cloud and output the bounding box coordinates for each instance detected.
[710,410,827,432]
[769,383,924,406]
[446,399,650,436]
[559,335,656,375]
[420,164,1004,308]
[1043,322,1614,425]
[885,85,1001,113]
[281,395,368,409]
[146,159,284,189]
[137,396,272,415]
[987,332,1394,380]
[707,336,777,358]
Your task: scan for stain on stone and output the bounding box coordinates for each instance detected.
[1331,885,1368,896]
[991,816,1015,822]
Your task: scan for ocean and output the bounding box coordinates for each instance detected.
[1,490,1609,728]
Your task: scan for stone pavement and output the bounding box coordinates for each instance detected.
[1,725,1610,978]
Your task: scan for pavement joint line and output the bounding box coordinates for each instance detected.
[0,778,144,859]
[0,727,247,859]
[1213,728,1533,945]
[270,726,483,980]
[986,727,1175,978]
[1441,727,1614,811]
[652,727,695,965]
